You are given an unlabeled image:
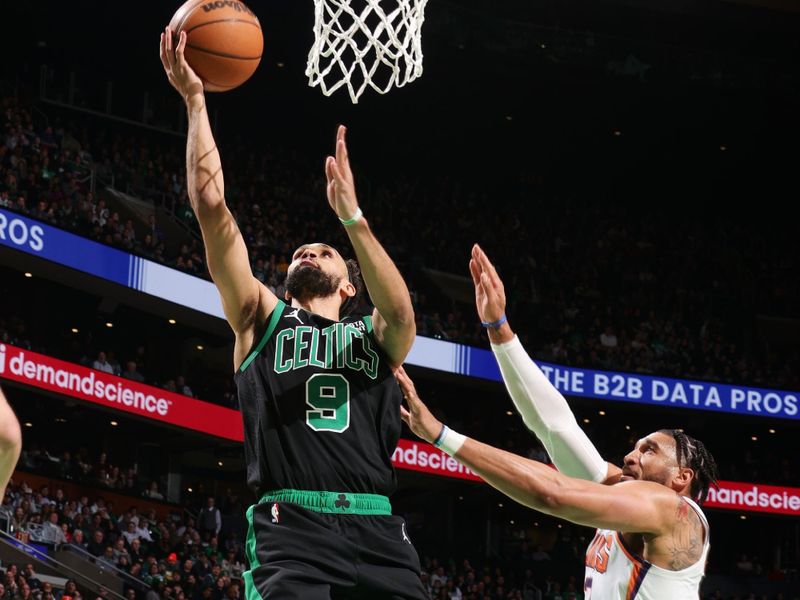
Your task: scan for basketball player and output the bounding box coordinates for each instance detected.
[0,385,22,498]
[160,28,426,600]
[395,245,719,599]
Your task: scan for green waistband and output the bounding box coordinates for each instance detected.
[259,489,392,515]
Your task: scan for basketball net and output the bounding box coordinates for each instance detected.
[306,0,429,103]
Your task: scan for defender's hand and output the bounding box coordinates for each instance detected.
[160,27,204,105]
[325,125,360,222]
[469,244,507,324]
[395,367,442,444]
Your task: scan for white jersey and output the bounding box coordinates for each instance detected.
[583,497,709,599]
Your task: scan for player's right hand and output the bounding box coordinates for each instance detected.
[160,27,204,104]
[469,244,507,324]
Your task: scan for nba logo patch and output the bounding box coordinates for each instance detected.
[270,503,280,524]
[401,522,411,544]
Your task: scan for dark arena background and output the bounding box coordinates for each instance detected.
[1,0,799,599]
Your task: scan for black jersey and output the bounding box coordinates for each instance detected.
[234,301,402,498]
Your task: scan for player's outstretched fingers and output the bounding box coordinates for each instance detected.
[469,257,482,287]
[175,31,188,67]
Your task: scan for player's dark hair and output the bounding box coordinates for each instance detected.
[660,429,719,504]
[340,259,365,318]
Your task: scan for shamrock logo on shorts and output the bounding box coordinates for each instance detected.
[335,494,351,510]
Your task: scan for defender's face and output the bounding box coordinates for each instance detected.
[621,431,678,485]
[288,243,348,280]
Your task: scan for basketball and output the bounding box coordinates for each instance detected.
[169,0,263,92]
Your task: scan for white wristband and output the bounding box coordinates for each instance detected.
[433,425,466,457]
[339,207,363,226]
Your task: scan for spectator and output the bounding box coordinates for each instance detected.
[87,529,105,556]
[40,512,67,545]
[122,361,145,383]
[143,481,164,501]
[91,352,113,375]
[198,498,221,538]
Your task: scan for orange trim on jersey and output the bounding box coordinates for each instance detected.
[625,562,642,600]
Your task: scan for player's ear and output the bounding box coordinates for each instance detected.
[341,280,356,299]
[674,466,694,490]
[284,290,292,302]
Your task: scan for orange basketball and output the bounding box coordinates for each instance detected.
[169,0,263,92]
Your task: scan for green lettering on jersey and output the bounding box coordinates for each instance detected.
[273,319,379,379]
[308,328,326,368]
[321,324,335,369]
[344,325,361,373]
[274,329,295,373]
[293,326,313,369]
[334,322,346,369]
[361,333,380,379]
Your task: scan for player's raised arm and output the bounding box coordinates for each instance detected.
[396,368,671,534]
[325,126,415,366]
[160,28,276,343]
[0,386,22,499]
[469,244,621,484]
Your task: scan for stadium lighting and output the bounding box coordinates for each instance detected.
[751,436,757,441]
[613,129,622,137]
[740,515,747,520]
[188,487,193,493]
[720,145,727,151]
[506,411,513,416]
[24,272,32,278]
[24,422,33,428]
[498,503,503,508]
[110,421,118,426]
[598,410,606,416]
[217,461,223,466]
[197,345,205,350]
[625,425,631,430]
[105,322,113,328]
[769,429,776,434]
[583,418,590,423]
[277,62,285,68]
[71,328,79,333]
[168,319,176,324]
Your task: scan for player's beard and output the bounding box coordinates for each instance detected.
[285,266,341,303]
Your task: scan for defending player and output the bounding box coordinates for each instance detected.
[395,245,719,599]
[160,28,426,599]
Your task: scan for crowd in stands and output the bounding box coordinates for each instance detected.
[2,92,798,395]
[1,473,797,600]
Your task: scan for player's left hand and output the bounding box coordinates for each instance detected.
[395,366,443,444]
[325,125,360,222]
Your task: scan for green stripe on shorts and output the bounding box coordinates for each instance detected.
[259,488,392,515]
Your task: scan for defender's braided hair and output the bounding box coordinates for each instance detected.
[660,429,719,504]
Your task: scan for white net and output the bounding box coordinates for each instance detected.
[306,0,429,103]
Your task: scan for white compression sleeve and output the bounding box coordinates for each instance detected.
[491,336,608,482]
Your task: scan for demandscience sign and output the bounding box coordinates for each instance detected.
[1,343,798,517]
[1,207,797,421]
